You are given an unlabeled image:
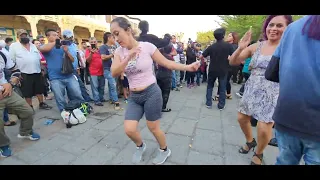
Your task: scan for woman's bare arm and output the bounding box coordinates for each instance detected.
[229,43,257,65]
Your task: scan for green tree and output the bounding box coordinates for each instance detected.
[196,30,214,47]
[218,15,267,41]
[174,32,185,42]
[218,15,305,41]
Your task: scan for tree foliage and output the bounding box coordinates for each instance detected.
[196,30,214,47]
[219,15,267,41]
[196,15,305,44]
[174,32,185,42]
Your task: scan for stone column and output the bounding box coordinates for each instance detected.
[29,18,38,38]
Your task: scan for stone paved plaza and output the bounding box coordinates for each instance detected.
[0,83,279,165]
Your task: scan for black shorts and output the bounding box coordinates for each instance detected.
[20,73,44,98]
[122,76,129,88]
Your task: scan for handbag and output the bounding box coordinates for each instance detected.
[265,55,280,83]
[61,53,74,74]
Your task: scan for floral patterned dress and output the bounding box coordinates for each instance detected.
[238,41,279,123]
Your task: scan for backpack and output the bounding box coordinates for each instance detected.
[61,100,93,128]
[61,108,87,128]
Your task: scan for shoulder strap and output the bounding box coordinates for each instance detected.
[0,51,7,65]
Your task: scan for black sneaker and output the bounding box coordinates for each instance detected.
[95,102,104,106]
[114,102,120,110]
[39,102,52,110]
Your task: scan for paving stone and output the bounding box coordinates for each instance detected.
[223,144,253,165]
[187,150,224,165]
[14,133,74,164]
[111,140,158,165]
[94,118,123,132]
[177,107,200,120]
[98,125,130,149]
[165,133,191,164]
[191,129,223,156]
[59,129,109,156]
[71,143,119,165]
[197,116,222,132]
[168,118,197,136]
[0,157,28,165]
[33,150,76,165]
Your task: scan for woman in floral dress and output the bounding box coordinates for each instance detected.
[229,15,293,165]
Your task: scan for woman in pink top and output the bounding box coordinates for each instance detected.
[111,17,200,165]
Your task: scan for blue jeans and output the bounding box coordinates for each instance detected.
[275,129,320,165]
[3,108,9,123]
[50,76,85,112]
[206,71,227,108]
[196,71,202,85]
[90,75,105,103]
[73,70,92,102]
[104,68,118,102]
[172,71,176,89]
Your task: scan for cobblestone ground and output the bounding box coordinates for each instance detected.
[0,83,280,165]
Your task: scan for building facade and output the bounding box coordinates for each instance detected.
[0,15,109,47]
[106,15,140,33]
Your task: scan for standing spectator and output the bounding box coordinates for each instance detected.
[100,32,120,110]
[39,29,84,112]
[4,38,13,51]
[85,37,105,106]
[62,30,92,102]
[266,15,320,165]
[9,29,52,111]
[32,39,52,100]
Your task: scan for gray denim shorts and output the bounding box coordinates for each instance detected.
[125,83,162,121]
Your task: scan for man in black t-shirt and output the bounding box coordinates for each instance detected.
[202,28,234,110]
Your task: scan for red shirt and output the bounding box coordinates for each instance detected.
[85,49,103,76]
[40,52,47,67]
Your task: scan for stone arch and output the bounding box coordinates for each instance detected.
[36,20,60,41]
[73,26,90,45]
[94,30,105,47]
[0,15,31,41]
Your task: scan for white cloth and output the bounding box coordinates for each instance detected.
[9,42,41,74]
[172,43,180,63]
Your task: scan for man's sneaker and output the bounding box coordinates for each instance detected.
[114,102,120,110]
[179,85,183,88]
[95,102,104,106]
[39,102,52,110]
[132,143,146,164]
[124,99,128,103]
[152,148,171,165]
[0,145,12,157]
[206,105,212,109]
[236,92,243,98]
[17,132,40,141]
[218,105,225,111]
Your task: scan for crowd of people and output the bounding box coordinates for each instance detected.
[0,15,319,165]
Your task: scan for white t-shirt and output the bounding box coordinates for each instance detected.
[78,49,86,68]
[9,42,41,74]
[172,43,180,63]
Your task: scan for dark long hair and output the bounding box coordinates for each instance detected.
[302,15,320,40]
[262,15,293,40]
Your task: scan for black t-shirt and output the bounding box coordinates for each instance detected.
[202,41,234,75]
[156,53,173,78]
